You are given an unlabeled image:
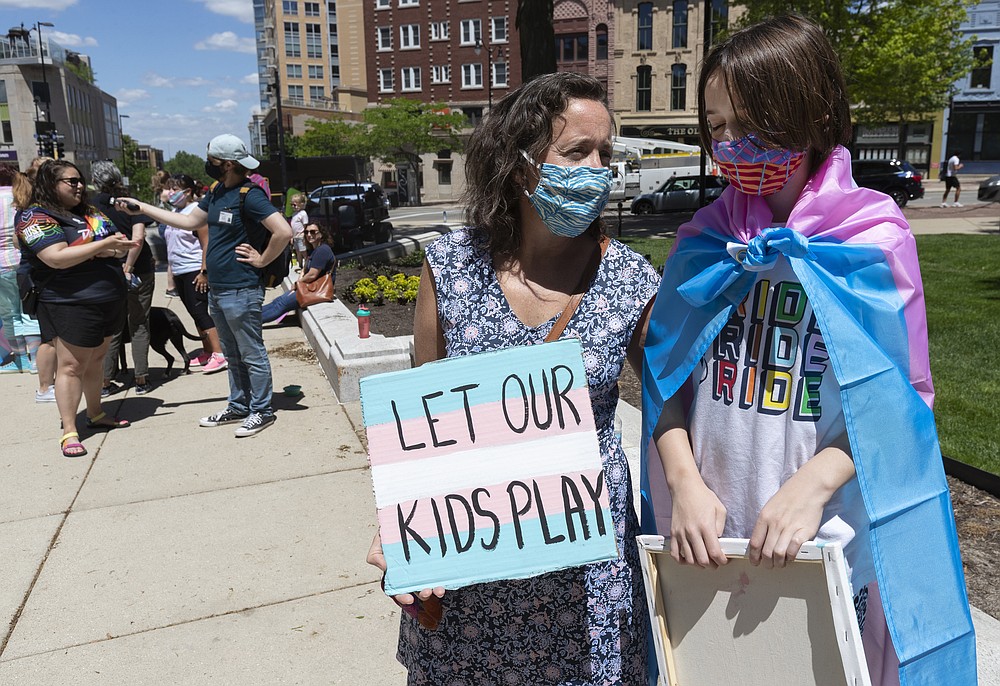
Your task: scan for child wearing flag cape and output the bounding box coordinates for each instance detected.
[641,14,976,686]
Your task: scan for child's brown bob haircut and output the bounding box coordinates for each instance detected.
[698,14,852,176]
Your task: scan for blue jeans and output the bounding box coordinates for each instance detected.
[208,286,272,415]
[261,289,299,323]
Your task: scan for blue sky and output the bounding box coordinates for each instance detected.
[0,0,262,161]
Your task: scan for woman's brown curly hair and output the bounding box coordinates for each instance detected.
[461,72,613,258]
[31,160,89,216]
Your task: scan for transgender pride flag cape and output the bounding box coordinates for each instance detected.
[640,146,976,685]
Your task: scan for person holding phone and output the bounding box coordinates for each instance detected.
[16,160,138,457]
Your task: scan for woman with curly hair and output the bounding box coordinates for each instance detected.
[366,72,659,685]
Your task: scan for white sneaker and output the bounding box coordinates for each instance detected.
[235,412,276,437]
[939,203,949,208]
[953,202,963,207]
[35,384,56,403]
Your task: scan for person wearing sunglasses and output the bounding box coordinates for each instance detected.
[15,160,139,457]
[260,221,337,324]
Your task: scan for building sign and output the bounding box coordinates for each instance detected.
[361,339,617,596]
[0,150,18,162]
[621,124,701,141]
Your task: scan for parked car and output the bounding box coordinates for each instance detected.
[850,159,924,208]
[306,182,393,251]
[629,175,728,214]
[978,175,1000,203]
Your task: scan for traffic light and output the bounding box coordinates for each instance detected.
[53,134,65,159]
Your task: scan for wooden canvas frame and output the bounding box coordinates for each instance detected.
[637,536,871,686]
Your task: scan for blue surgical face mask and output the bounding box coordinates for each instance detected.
[521,150,613,238]
[168,189,188,209]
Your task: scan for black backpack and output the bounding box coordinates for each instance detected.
[212,180,291,288]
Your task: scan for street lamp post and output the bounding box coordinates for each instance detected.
[266,47,288,199]
[474,36,503,109]
[35,21,54,121]
[118,114,130,174]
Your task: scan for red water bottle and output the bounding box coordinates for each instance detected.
[357,303,371,338]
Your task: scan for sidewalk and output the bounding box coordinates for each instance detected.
[0,288,406,683]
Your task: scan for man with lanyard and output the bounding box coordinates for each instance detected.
[116,134,292,436]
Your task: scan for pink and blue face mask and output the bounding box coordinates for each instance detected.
[712,133,805,196]
[521,151,613,238]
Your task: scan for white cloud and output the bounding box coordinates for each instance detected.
[115,88,150,107]
[142,72,173,88]
[178,77,212,87]
[194,31,256,54]
[0,0,76,9]
[48,30,98,48]
[240,73,259,85]
[211,87,238,99]
[203,99,239,113]
[192,0,254,23]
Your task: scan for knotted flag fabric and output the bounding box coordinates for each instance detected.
[640,146,976,685]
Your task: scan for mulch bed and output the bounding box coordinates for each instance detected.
[335,262,1000,620]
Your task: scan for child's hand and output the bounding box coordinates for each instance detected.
[749,441,855,569]
[748,472,826,569]
[669,477,728,568]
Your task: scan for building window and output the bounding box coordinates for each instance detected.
[462,63,483,88]
[596,24,608,60]
[430,21,450,41]
[492,61,508,88]
[310,85,325,100]
[282,1,298,14]
[288,84,304,102]
[308,64,324,79]
[287,63,302,79]
[671,63,687,110]
[672,0,688,49]
[375,0,390,8]
[284,22,301,57]
[460,19,481,46]
[399,0,418,6]
[438,163,452,185]
[377,26,392,51]
[401,66,422,91]
[400,24,420,49]
[379,68,394,92]
[0,81,10,144]
[636,65,652,111]
[556,33,588,64]
[637,3,653,51]
[431,64,451,83]
[491,16,508,43]
[971,46,994,89]
[306,23,323,58]
[304,1,320,16]
[708,0,728,47]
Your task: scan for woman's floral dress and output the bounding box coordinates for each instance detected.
[396,229,660,686]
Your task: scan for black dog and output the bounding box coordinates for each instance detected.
[149,307,202,377]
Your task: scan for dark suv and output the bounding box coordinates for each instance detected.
[307,182,393,251]
[851,159,925,207]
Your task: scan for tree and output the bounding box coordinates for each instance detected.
[361,99,466,205]
[121,134,154,203]
[294,101,466,205]
[735,1,978,160]
[516,0,556,82]
[164,150,206,182]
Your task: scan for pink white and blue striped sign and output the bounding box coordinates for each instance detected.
[361,339,617,596]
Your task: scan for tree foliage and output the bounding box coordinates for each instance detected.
[164,150,206,182]
[121,134,153,203]
[294,100,464,162]
[735,1,978,126]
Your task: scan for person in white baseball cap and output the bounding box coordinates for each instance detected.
[206,134,260,170]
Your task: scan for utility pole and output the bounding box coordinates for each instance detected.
[118,114,130,177]
[267,46,288,200]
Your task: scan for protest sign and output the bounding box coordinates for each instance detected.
[637,536,870,686]
[361,339,617,596]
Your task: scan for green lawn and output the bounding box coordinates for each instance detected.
[620,233,1000,475]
